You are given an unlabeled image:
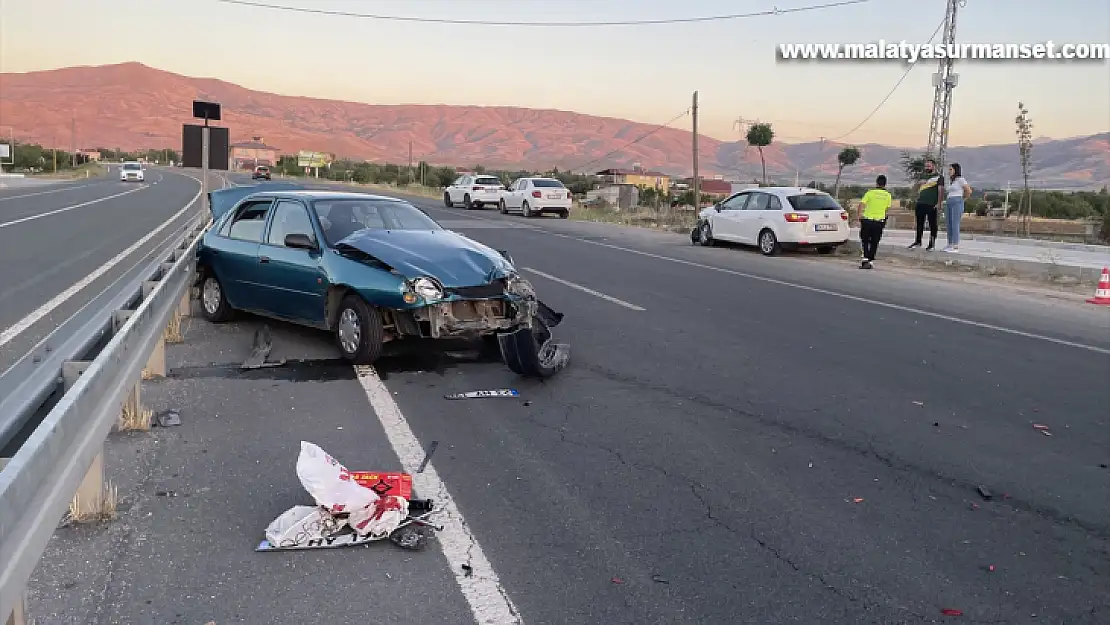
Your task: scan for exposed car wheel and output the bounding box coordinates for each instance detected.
[335,294,385,365]
[497,314,569,379]
[758,229,780,256]
[199,272,233,322]
[443,193,453,208]
[499,200,508,214]
[463,194,473,210]
[522,201,533,218]
[817,245,836,255]
[698,221,715,247]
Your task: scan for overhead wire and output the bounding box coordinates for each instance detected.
[565,109,691,173]
[827,15,947,141]
[213,0,870,27]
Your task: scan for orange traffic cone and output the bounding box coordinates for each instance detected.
[1087,267,1110,305]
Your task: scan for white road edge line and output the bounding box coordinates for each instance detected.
[0,179,204,347]
[522,267,646,311]
[430,206,1109,356]
[0,183,99,202]
[353,365,523,625]
[0,186,146,229]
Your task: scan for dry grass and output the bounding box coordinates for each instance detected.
[571,205,697,234]
[64,481,118,525]
[163,309,184,344]
[117,400,153,432]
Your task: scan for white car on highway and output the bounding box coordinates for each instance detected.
[120,161,144,182]
[443,174,505,210]
[500,177,571,218]
[692,187,849,255]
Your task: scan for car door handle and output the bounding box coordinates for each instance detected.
[259,256,270,264]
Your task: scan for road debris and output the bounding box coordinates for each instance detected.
[462,564,473,577]
[610,577,624,584]
[256,441,442,552]
[851,498,864,504]
[941,608,964,616]
[977,485,993,500]
[417,440,439,473]
[913,401,924,406]
[651,574,670,584]
[987,564,996,572]
[241,324,287,369]
[444,389,520,400]
[1032,423,1050,431]
[154,410,181,427]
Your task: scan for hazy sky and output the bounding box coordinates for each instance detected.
[1,0,1108,147]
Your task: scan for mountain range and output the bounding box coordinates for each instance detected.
[1,63,1106,189]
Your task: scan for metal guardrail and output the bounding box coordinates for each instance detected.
[0,212,210,622]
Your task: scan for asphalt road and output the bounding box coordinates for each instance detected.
[28,178,1110,624]
[0,166,214,375]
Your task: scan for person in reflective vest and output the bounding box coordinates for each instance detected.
[858,175,892,270]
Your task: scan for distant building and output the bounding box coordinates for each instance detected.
[77,150,101,162]
[230,136,280,169]
[596,166,672,194]
[679,177,734,198]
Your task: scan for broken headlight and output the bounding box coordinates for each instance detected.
[410,277,444,302]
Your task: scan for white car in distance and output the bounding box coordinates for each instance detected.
[692,187,849,256]
[120,161,144,182]
[443,174,506,210]
[500,177,571,218]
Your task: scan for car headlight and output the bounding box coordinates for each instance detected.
[409,277,443,302]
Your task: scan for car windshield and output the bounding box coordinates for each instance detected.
[531,179,565,188]
[256,167,268,172]
[474,177,501,186]
[314,198,442,245]
[123,163,141,171]
[786,193,840,211]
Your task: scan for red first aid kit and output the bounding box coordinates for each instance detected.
[351,471,413,500]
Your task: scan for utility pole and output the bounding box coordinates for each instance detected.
[926,0,963,168]
[691,91,699,209]
[52,135,57,173]
[71,114,77,168]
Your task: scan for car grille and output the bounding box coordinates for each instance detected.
[445,278,507,299]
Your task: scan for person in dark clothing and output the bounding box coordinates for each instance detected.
[858,175,892,269]
[909,158,944,250]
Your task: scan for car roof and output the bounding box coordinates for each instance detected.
[749,186,827,195]
[523,177,559,181]
[244,189,406,202]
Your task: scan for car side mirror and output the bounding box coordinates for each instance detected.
[714,204,721,212]
[284,233,318,251]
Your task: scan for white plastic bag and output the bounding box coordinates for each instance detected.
[265,505,346,548]
[295,441,379,514]
[349,495,410,538]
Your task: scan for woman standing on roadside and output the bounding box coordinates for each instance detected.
[944,162,972,252]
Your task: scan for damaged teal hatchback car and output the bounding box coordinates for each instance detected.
[195,186,569,377]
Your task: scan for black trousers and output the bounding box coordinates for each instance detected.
[859,218,886,261]
[914,201,938,244]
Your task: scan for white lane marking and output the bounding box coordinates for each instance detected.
[522,267,646,311]
[431,206,1110,356]
[354,366,522,625]
[0,186,146,229]
[0,183,97,202]
[0,179,203,347]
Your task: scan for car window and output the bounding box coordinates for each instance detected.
[451,177,464,186]
[767,195,783,210]
[475,176,501,186]
[314,198,443,245]
[519,180,530,190]
[720,193,748,210]
[531,179,565,188]
[225,200,273,242]
[787,193,841,211]
[266,200,315,247]
[746,193,771,211]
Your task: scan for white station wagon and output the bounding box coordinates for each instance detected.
[692,187,849,255]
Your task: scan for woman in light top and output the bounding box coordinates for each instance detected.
[944,162,972,252]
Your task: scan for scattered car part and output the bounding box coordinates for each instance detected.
[444,389,520,400]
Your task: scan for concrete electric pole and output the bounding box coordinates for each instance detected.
[692,91,699,209]
[926,0,964,168]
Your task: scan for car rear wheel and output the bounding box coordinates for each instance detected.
[463,194,473,210]
[499,200,508,214]
[698,221,715,247]
[522,201,533,218]
[443,193,453,208]
[200,273,233,322]
[758,229,780,256]
[559,210,569,219]
[817,245,836,255]
[335,294,385,365]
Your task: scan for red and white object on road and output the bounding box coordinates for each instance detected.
[1087,267,1110,305]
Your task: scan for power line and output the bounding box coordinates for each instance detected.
[566,109,691,174]
[214,0,870,27]
[828,16,947,142]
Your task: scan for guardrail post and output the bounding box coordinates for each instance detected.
[62,360,107,521]
[142,282,167,377]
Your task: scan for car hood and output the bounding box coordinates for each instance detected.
[336,229,515,288]
[207,183,305,220]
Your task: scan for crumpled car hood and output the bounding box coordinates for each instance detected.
[337,229,515,288]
